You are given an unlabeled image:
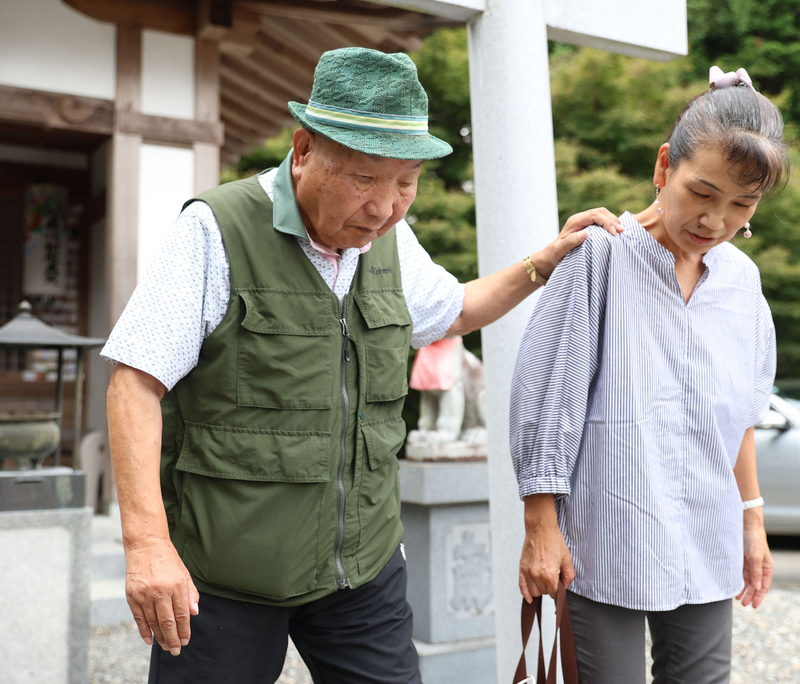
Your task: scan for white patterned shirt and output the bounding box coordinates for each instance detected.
[102,161,465,390]
[510,213,776,611]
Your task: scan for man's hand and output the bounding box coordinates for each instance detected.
[737,508,773,609]
[534,207,623,281]
[519,494,576,601]
[126,538,200,654]
[447,208,621,336]
[107,364,199,653]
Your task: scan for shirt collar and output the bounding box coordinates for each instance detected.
[270,148,371,255]
[620,211,721,268]
[271,150,306,240]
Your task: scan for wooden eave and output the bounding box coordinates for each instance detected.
[65,0,460,165]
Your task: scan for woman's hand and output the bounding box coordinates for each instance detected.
[734,428,772,609]
[737,508,773,609]
[519,494,576,601]
[531,208,623,281]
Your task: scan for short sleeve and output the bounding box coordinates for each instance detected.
[100,202,231,390]
[396,220,465,349]
[749,293,776,426]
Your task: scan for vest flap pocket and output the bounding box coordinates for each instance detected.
[239,289,334,336]
[176,422,331,482]
[364,346,409,402]
[354,290,412,329]
[237,289,334,410]
[362,417,406,470]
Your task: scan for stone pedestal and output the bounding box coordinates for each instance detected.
[0,469,91,684]
[400,459,496,683]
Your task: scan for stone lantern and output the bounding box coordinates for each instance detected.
[0,302,104,684]
[0,301,105,472]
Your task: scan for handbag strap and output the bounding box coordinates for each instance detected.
[513,583,579,684]
[513,596,545,684]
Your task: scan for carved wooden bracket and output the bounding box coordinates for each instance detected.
[0,85,114,135]
[0,84,224,146]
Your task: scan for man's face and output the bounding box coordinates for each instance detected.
[291,128,422,252]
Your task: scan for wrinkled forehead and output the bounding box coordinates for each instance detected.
[318,136,423,174]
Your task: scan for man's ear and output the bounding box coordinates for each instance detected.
[292,128,315,181]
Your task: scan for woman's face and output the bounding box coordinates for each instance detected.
[654,143,762,254]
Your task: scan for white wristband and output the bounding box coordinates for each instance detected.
[742,497,764,510]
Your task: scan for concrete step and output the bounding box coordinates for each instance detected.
[91,506,130,626]
[92,539,126,580]
[91,577,130,626]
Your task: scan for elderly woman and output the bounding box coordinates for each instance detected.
[510,68,788,684]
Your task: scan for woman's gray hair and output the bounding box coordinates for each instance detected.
[666,85,790,195]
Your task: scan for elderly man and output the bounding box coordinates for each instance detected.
[104,47,620,683]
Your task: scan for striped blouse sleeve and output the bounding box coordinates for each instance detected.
[509,228,611,500]
[749,292,777,427]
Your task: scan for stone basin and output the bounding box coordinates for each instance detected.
[0,413,61,469]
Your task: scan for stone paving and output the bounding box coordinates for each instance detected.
[92,539,800,683]
[89,623,313,684]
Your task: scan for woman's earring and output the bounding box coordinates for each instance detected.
[655,186,663,215]
[743,222,752,238]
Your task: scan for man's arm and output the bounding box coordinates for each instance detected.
[447,208,621,335]
[107,364,199,655]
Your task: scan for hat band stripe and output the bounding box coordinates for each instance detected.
[306,103,428,135]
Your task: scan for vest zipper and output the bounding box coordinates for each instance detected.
[334,299,351,589]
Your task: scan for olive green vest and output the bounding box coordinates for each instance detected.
[160,173,412,606]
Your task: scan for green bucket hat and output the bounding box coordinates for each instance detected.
[289,47,453,161]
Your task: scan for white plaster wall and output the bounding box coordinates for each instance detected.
[137,144,195,281]
[0,0,115,99]
[142,30,196,120]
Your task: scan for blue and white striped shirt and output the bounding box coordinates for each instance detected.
[510,212,776,611]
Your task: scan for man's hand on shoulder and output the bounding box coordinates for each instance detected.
[533,207,623,281]
[125,537,200,655]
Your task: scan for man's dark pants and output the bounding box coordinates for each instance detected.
[148,545,421,684]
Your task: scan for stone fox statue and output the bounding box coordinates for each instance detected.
[408,336,486,446]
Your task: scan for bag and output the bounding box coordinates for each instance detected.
[513,582,579,684]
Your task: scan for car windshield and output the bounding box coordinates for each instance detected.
[774,383,800,412]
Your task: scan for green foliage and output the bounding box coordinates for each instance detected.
[407,174,477,283]
[220,128,295,184]
[220,9,800,377]
[686,0,800,126]
[410,28,472,189]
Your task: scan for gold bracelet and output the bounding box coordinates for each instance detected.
[522,254,548,287]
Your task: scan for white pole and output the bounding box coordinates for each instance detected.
[467,1,560,681]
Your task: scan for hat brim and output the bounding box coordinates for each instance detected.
[289,102,453,161]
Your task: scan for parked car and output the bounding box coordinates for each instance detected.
[754,387,800,535]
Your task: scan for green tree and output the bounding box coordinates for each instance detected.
[223,9,800,376]
[687,0,800,127]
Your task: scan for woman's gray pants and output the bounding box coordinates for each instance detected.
[566,591,732,684]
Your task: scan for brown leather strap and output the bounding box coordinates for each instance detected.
[556,583,579,682]
[513,596,545,684]
[513,584,579,684]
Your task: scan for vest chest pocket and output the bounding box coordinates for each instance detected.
[355,290,412,403]
[237,289,336,410]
